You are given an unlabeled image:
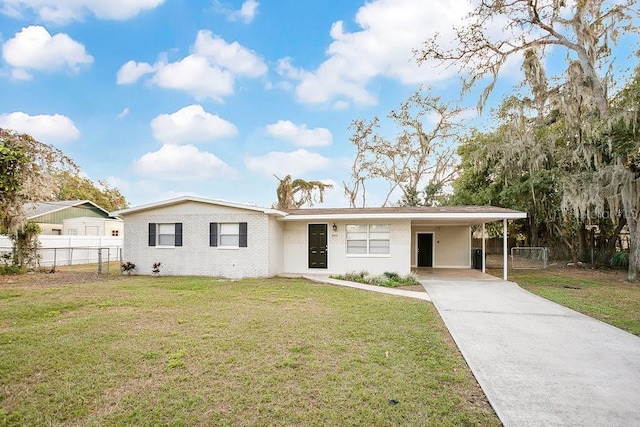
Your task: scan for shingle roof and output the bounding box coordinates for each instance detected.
[111,195,527,223]
[23,200,110,219]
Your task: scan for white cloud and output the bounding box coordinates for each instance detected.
[104,176,130,193]
[276,57,303,80]
[215,0,259,24]
[1,0,165,24]
[0,111,80,144]
[133,144,235,181]
[281,0,472,107]
[152,55,234,101]
[150,105,238,144]
[10,68,31,80]
[230,0,259,24]
[266,120,332,147]
[117,30,266,101]
[194,30,267,77]
[117,107,130,119]
[244,149,331,176]
[116,60,155,84]
[2,26,93,77]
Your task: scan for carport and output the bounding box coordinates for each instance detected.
[409,207,527,280]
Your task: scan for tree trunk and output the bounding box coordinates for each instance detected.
[577,221,588,263]
[603,216,627,263]
[529,214,538,247]
[627,217,639,282]
[555,223,578,266]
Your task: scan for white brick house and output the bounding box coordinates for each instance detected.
[113,196,526,279]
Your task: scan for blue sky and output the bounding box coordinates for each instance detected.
[0,0,636,209]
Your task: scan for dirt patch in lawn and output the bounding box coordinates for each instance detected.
[486,254,630,283]
[0,268,123,288]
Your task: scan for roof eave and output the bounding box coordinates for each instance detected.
[279,212,527,221]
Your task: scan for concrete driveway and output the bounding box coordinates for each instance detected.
[422,278,640,427]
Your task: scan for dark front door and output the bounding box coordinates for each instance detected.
[417,233,433,268]
[308,224,328,269]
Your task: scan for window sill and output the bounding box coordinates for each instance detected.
[216,246,240,250]
[155,246,176,249]
[346,254,390,258]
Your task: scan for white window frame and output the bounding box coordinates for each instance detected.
[157,223,176,247]
[346,224,390,256]
[218,223,240,248]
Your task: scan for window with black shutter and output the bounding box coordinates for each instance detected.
[209,222,218,247]
[148,223,156,246]
[239,222,247,247]
[175,223,183,246]
[149,223,181,247]
[209,222,247,247]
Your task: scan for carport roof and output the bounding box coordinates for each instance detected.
[281,206,526,223]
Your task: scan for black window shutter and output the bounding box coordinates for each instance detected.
[210,223,218,247]
[239,222,248,247]
[175,223,183,247]
[148,223,156,246]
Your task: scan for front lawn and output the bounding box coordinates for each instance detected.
[495,267,640,336]
[0,273,498,426]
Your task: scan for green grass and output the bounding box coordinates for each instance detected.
[0,275,498,426]
[498,268,640,336]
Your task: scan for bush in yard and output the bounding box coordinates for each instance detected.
[120,261,136,275]
[332,271,420,288]
[152,262,162,276]
[609,251,629,269]
[384,271,400,281]
[343,270,367,282]
[402,272,419,286]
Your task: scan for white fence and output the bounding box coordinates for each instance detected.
[0,235,123,267]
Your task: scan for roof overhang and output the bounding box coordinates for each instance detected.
[111,197,526,224]
[279,212,527,224]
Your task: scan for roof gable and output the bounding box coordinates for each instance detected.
[111,196,287,217]
[24,200,111,220]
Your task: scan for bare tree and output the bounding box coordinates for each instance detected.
[344,89,462,207]
[274,175,333,209]
[416,0,635,114]
[417,0,640,280]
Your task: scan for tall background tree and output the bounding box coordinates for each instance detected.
[0,129,78,267]
[1,128,129,268]
[54,171,129,212]
[274,175,332,209]
[344,89,462,207]
[417,0,640,280]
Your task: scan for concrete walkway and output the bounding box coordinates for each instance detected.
[299,274,431,301]
[422,278,640,427]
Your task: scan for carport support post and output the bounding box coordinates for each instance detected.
[482,222,486,273]
[503,219,508,281]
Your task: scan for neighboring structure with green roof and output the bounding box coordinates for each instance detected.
[24,200,123,236]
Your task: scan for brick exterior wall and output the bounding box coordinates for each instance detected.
[122,202,277,278]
